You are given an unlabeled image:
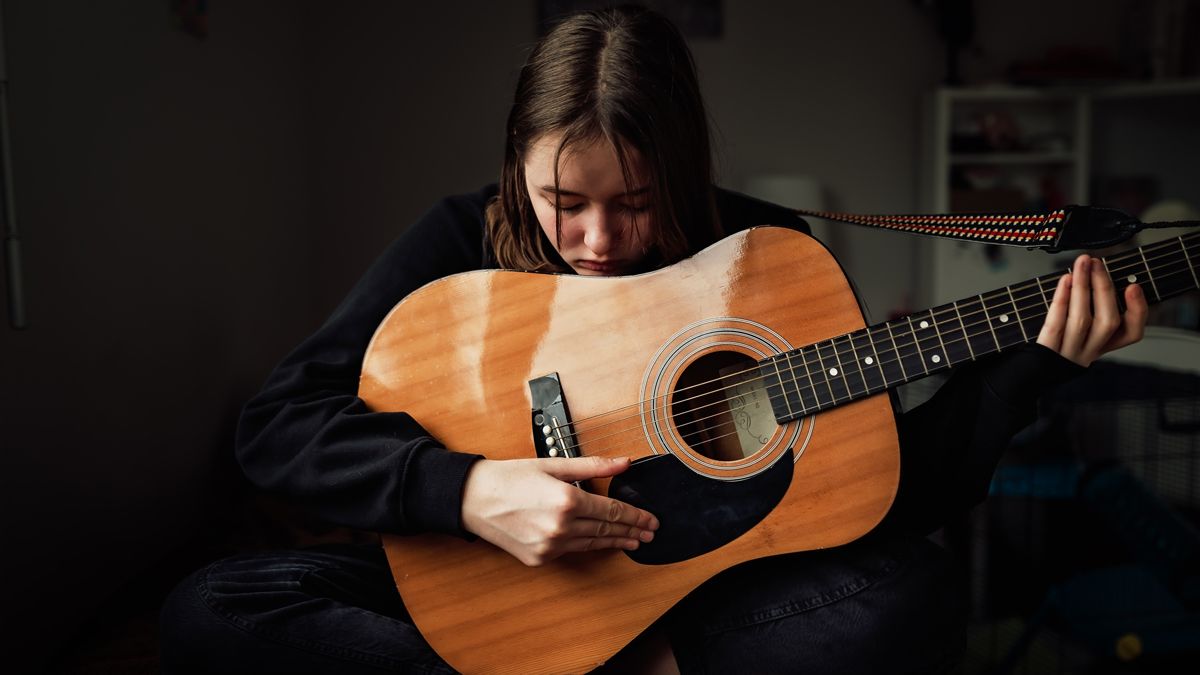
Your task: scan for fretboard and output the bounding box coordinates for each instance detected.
[760,231,1200,424]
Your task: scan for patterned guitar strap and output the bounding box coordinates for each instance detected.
[791,205,1199,253]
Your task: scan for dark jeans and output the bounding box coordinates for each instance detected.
[160,532,965,673]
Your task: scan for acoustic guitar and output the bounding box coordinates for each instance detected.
[358,225,1197,673]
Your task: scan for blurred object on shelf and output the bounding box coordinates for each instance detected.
[951,110,1024,153]
[1007,46,1128,85]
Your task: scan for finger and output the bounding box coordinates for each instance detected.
[540,456,632,482]
[1062,255,1094,359]
[561,534,643,554]
[1037,272,1071,352]
[578,493,659,531]
[1082,257,1123,358]
[563,517,656,543]
[1103,283,1148,352]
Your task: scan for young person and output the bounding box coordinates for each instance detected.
[160,6,1146,673]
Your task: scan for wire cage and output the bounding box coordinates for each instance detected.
[957,334,1200,675]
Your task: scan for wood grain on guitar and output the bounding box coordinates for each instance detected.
[358,225,1200,673]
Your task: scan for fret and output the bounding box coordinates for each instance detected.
[816,340,851,404]
[1149,241,1194,299]
[801,345,835,410]
[838,334,870,398]
[981,291,1024,350]
[909,310,949,373]
[850,329,887,393]
[894,318,927,377]
[871,325,905,387]
[928,303,971,366]
[1035,274,1050,309]
[760,358,788,422]
[767,356,798,419]
[786,349,820,413]
[956,296,996,359]
[1136,247,1162,302]
[883,322,909,381]
[1181,237,1200,290]
[1004,286,1030,342]
[951,301,975,361]
[1012,281,1047,342]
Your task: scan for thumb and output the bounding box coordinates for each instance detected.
[541,456,631,482]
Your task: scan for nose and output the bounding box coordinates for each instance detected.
[582,207,621,256]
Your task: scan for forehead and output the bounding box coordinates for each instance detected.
[524,133,647,191]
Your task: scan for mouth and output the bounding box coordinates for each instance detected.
[575,259,629,275]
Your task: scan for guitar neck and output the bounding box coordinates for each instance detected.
[761,231,1200,423]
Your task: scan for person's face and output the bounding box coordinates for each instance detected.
[523,133,656,276]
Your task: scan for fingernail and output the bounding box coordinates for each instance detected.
[624,540,639,550]
[639,530,654,542]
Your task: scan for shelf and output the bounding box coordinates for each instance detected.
[950,152,1076,165]
[938,78,1200,102]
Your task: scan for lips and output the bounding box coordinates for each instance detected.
[575,259,629,275]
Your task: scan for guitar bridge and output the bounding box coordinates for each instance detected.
[529,372,580,459]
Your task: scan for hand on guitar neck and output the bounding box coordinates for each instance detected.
[461,455,661,567]
[1039,254,1148,367]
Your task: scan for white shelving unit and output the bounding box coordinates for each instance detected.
[919,79,1200,306]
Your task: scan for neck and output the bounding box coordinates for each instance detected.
[761,232,1200,424]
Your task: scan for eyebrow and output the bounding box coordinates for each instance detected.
[538,185,650,198]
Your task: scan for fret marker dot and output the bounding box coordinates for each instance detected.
[1127,274,1138,283]
[864,356,874,365]
[829,368,838,376]
[919,320,929,329]
[1000,314,1009,323]
[931,354,942,364]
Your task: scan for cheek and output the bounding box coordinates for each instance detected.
[529,200,559,247]
[629,214,657,249]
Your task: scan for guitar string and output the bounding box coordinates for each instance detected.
[558,234,1194,436]
[544,236,1199,456]
[565,268,1200,458]
[559,251,1199,457]
[567,231,1197,435]
[551,236,1200,454]
[572,256,1196,459]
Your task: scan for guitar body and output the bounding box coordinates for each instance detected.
[358,227,900,673]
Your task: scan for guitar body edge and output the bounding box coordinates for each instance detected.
[359,227,900,673]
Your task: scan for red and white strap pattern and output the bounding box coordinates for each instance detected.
[794,208,1067,247]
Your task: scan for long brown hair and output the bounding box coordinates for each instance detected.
[487,5,721,272]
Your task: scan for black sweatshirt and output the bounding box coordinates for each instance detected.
[236,184,1081,538]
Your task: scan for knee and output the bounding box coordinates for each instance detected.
[158,567,223,674]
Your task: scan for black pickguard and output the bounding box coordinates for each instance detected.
[607,449,793,565]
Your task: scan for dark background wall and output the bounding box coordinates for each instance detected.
[0,1,1192,671]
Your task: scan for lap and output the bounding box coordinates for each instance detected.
[161,533,964,674]
[159,543,453,674]
[665,532,966,674]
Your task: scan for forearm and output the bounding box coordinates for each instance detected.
[886,343,1083,535]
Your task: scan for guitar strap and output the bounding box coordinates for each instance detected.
[792,205,1199,253]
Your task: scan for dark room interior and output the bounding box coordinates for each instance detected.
[2,1,1198,673]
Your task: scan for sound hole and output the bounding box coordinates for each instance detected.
[671,351,778,460]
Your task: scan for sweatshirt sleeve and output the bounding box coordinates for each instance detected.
[235,189,495,536]
[885,343,1085,535]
